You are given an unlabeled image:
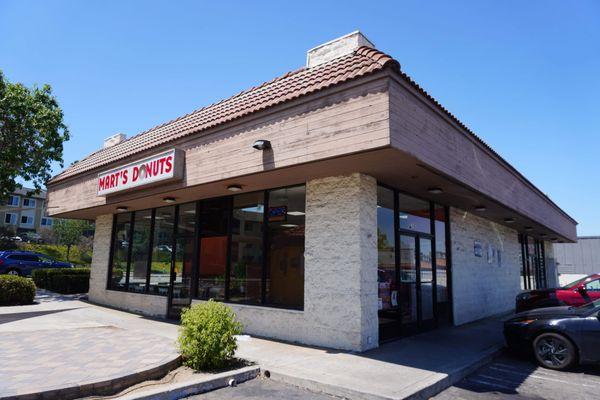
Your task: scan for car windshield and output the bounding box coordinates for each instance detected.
[574,299,600,312]
[561,276,590,289]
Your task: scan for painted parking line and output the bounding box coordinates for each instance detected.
[464,377,517,392]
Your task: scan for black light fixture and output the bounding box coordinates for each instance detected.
[504,217,515,223]
[252,139,271,150]
[163,197,176,203]
[474,205,487,212]
[427,187,443,195]
[524,226,533,231]
[227,184,243,192]
[541,233,548,237]
[116,206,129,212]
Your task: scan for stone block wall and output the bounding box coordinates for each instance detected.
[88,214,168,317]
[450,207,521,325]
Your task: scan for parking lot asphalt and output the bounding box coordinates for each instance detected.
[433,351,600,400]
[185,377,337,400]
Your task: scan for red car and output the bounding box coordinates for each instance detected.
[516,274,600,312]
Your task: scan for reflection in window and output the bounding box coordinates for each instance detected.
[173,202,196,302]
[398,193,431,233]
[197,198,230,301]
[434,205,448,303]
[377,186,396,311]
[109,213,131,290]
[128,210,152,293]
[266,186,305,309]
[149,206,175,296]
[230,193,264,304]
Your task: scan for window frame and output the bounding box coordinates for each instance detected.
[22,198,36,208]
[7,195,19,207]
[4,213,17,225]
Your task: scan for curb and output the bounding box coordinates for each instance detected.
[118,366,260,400]
[265,345,505,400]
[1,357,181,400]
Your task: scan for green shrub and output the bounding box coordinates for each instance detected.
[31,268,90,294]
[0,275,36,306]
[178,300,243,370]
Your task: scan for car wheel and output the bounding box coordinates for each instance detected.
[533,332,577,370]
[6,269,20,276]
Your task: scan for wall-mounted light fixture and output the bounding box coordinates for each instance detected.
[427,187,443,194]
[504,218,515,223]
[524,226,533,231]
[227,184,243,192]
[162,197,176,203]
[116,206,129,212]
[252,139,271,150]
[474,205,487,212]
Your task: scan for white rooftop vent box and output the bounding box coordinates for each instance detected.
[103,133,126,149]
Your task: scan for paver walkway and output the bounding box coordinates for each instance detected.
[0,291,180,399]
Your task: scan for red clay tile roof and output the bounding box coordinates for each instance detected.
[50,46,399,183]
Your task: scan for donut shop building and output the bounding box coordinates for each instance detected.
[47,32,577,351]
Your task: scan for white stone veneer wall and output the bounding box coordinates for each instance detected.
[194,173,379,352]
[88,214,168,317]
[450,207,521,325]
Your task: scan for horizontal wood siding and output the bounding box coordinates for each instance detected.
[389,78,576,240]
[48,76,391,215]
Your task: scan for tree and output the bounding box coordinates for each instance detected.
[0,71,69,199]
[53,219,93,261]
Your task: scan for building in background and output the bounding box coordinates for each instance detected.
[0,187,54,235]
[554,237,600,286]
[47,32,576,351]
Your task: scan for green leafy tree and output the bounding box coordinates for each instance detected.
[53,219,93,261]
[0,71,69,199]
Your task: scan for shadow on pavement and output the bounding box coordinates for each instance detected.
[0,308,78,325]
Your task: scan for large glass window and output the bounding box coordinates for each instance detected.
[230,193,264,304]
[109,213,131,290]
[107,185,307,310]
[149,206,175,295]
[266,186,305,309]
[128,210,152,293]
[398,193,431,234]
[197,198,230,301]
[377,186,396,311]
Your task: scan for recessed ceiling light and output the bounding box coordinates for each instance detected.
[227,184,243,192]
[427,187,443,195]
[474,206,487,212]
[287,211,305,216]
[504,218,515,223]
[280,224,298,228]
[116,206,128,212]
[163,197,176,203]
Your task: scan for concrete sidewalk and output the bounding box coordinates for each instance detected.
[236,317,506,400]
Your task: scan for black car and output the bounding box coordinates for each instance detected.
[504,300,600,370]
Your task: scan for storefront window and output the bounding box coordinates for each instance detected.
[230,193,264,304]
[149,206,175,295]
[128,210,152,293]
[266,186,305,309]
[398,193,431,234]
[377,186,396,311]
[107,185,307,310]
[197,198,230,301]
[109,213,131,290]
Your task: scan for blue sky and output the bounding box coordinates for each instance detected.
[1,1,598,235]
